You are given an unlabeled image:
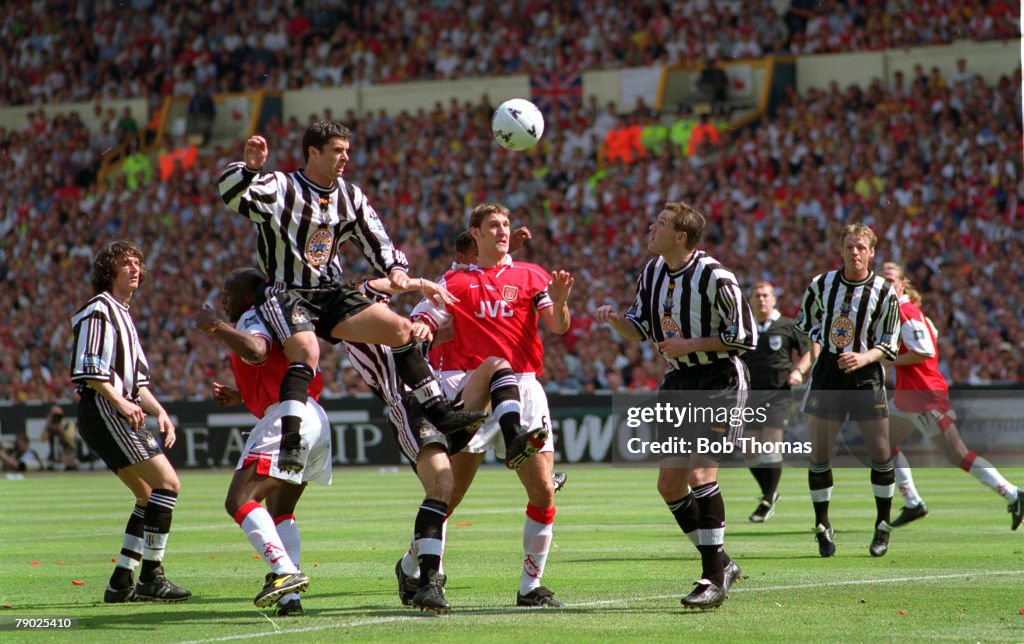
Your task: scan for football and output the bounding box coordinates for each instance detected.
[491,98,545,151]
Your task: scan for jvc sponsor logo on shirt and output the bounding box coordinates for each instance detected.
[475,300,514,318]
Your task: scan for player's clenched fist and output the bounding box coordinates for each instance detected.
[244,135,268,172]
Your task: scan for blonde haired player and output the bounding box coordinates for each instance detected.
[880,262,1022,530]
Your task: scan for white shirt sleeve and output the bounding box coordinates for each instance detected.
[236,309,273,365]
[410,295,451,331]
[900,316,936,357]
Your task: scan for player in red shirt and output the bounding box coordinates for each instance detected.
[196,268,333,615]
[881,263,1022,530]
[412,203,574,607]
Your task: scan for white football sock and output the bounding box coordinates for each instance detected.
[893,450,924,507]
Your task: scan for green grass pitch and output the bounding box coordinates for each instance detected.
[1,465,1022,642]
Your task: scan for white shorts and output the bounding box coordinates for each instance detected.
[891,406,957,439]
[236,397,333,485]
[439,370,554,458]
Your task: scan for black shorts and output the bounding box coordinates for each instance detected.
[801,353,888,421]
[392,394,472,469]
[746,388,797,430]
[76,389,163,472]
[658,358,749,460]
[258,283,373,346]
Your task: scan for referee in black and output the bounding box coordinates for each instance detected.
[595,201,756,610]
[741,280,810,523]
[795,223,901,558]
[218,122,483,473]
[69,240,191,603]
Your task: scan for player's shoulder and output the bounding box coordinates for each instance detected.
[509,260,552,283]
[693,251,740,283]
[71,294,105,321]
[775,314,798,329]
[237,308,270,335]
[869,272,892,289]
[898,298,924,319]
[73,293,116,320]
[442,267,474,285]
[338,177,367,206]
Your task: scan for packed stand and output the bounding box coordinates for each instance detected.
[1,0,1019,106]
[1,64,1021,404]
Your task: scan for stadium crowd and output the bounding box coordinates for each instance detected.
[1,48,1021,404]
[0,0,1018,105]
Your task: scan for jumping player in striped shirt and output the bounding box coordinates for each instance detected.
[218,122,484,475]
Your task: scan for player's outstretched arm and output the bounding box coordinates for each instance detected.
[542,270,574,334]
[594,304,644,341]
[218,136,277,219]
[196,304,270,365]
[243,135,268,171]
[364,276,458,305]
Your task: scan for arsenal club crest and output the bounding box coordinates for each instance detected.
[502,285,519,301]
[829,315,854,349]
[305,229,334,267]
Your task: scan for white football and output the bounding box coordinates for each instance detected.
[491,98,545,151]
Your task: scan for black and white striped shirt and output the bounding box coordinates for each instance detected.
[342,281,417,439]
[218,162,408,289]
[624,250,757,369]
[69,292,150,400]
[795,269,901,359]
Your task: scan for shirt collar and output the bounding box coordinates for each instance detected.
[756,308,781,332]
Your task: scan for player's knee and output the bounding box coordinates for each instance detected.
[656,477,686,501]
[529,479,556,506]
[481,356,511,373]
[426,475,454,504]
[285,332,320,366]
[224,496,240,518]
[390,316,415,345]
[160,473,181,494]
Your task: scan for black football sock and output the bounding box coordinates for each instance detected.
[489,368,522,446]
[392,343,452,419]
[140,489,177,582]
[871,459,895,527]
[414,498,448,582]
[279,362,314,437]
[693,482,726,586]
[110,504,146,588]
[809,462,833,528]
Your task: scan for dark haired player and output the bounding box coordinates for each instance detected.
[70,240,191,603]
[218,122,484,474]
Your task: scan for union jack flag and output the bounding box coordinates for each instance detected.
[530,71,583,115]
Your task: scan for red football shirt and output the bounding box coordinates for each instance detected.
[892,296,949,413]
[230,309,324,418]
[415,258,553,374]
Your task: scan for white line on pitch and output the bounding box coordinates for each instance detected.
[180,569,1024,643]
